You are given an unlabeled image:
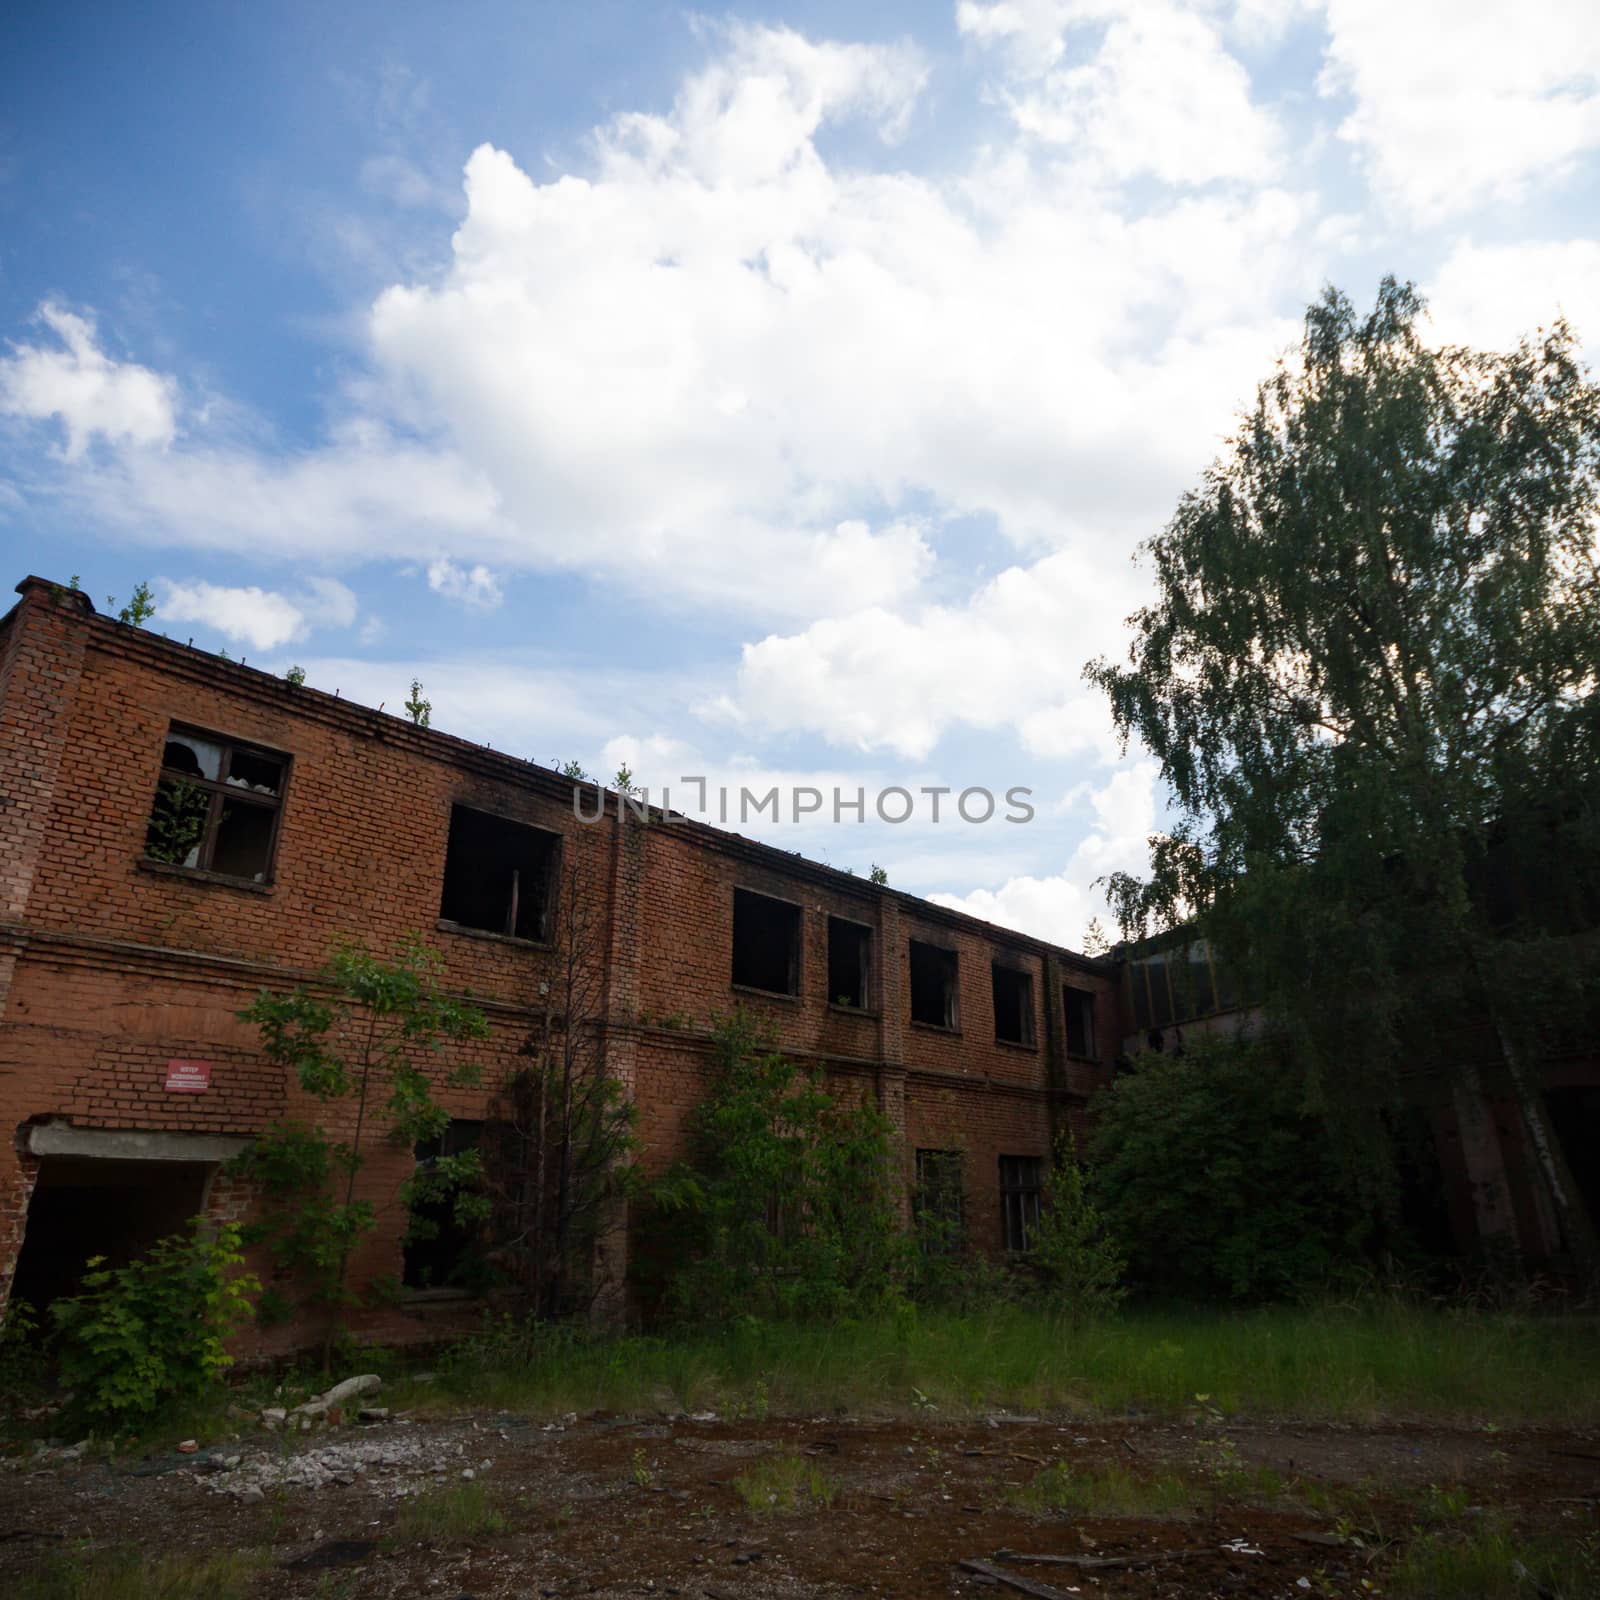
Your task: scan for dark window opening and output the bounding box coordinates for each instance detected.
[828,916,871,1009]
[1063,985,1096,1059]
[10,1157,210,1312]
[909,940,959,1029]
[999,1154,1044,1252]
[992,961,1035,1046]
[914,1148,964,1255]
[143,726,288,883]
[440,805,558,942]
[403,1120,491,1291]
[732,889,801,994]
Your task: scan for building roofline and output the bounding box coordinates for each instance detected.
[13,573,1114,977]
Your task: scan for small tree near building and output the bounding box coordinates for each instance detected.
[234,936,489,1366]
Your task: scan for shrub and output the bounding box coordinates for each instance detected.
[1088,1035,1372,1299]
[1031,1133,1125,1322]
[646,1009,908,1320]
[49,1221,258,1424]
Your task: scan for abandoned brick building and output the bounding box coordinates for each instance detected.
[0,576,1119,1343]
[1,576,1590,1346]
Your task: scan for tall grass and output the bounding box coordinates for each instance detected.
[18,1546,264,1600]
[404,1301,1599,1425]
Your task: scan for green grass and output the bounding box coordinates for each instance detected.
[731,1452,839,1514]
[18,1545,264,1599]
[399,1302,1600,1426]
[1387,1522,1599,1598]
[392,1479,506,1541]
[1010,1459,1198,1516]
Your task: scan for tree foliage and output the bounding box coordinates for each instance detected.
[1089,1037,1373,1300]
[647,1009,905,1321]
[1088,279,1600,1270]
[233,937,489,1361]
[1030,1132,1125,1321]
[50,1221,258,1424]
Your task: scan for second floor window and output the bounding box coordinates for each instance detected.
[1063,985,1097,1059]
[909,939,959,1029]
[143,726,288,883]
[732,888,801,994]
[992,961,1036,1046]
[439,805,559,942]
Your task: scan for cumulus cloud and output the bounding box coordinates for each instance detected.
[712,544,1144,760]
[1319,0,1600,219]
[154,575,359,651]
[929,759,1159,942]
[0,303,177,459]
[959,0,1283,185]
[1,18,1315,624]
[427,556,504,609]
[1426,238,1600,355]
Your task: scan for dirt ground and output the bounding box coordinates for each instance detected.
[2,1402,1597,1597]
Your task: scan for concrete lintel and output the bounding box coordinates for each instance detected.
[26,1123,249,1164]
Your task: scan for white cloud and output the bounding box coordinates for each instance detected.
[714,544,1144,760]
[929,759,1159,942]
[959,0,1283,185]
[1319,0,1600,220]
[427,556,504,609]
[2,19,1314,623]
[154,575,359,651]
[0,303,176,459]
[1426,238,1600,355]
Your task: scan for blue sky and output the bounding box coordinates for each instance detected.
[4,1,1598,945]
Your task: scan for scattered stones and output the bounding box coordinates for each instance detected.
[357,1407,390,1422]
[176,1440,198,1454]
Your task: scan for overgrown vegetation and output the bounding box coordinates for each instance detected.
[408,1300,1598,1425]
[1029,1132,1125,1319]
[1089,1035,1376,1299]
[18,1545,265,1600]
[1388,1520,1599,1599]
[646,1009,905,1321]
[1089,277,1600,1278]
[232,937,488,1364]
[48,1221,257,1425]
[393,1479,506,1541]
[732,1452,838,1513]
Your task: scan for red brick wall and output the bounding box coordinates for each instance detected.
[0,579,1122,1336]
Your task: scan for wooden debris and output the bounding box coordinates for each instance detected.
[991,1547,1192,1572]
[957,1558,1079,1599]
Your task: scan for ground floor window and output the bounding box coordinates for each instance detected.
[998,1154,1043,1252]
[403,1119,490,1291]
[913,1148,965,1254]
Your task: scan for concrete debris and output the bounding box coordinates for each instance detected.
[200,1430,453,1500]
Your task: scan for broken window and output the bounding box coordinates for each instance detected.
[999,1155,1044,1252]
[991,960,1036,1046]
[731,888,801,994]
[439,805,558,942]
[143,725,288,883]
[403,1120,491,1291]
[827,916,871,1009]
[909,940,959,1029]
[1063,985,1096,1059]
[913,1148,964,1255]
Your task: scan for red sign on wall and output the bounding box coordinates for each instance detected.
[164,1059,212,1093]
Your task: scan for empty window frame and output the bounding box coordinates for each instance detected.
[999,1155,1044,1252]
[731,888,801,995]
[439,805,559,942]
[143,725,288,883]
[1063,985,1097,1059]
[909,940,959,1029]
[913,1148,964,1255]
[403,1119,487,1290]
[827,916,872,1009]
[991,960,1036,1046]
